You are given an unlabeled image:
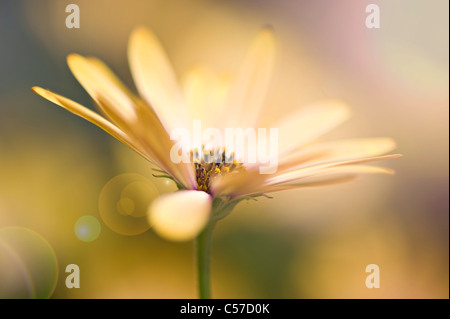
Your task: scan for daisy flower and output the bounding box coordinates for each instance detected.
[33,26,401,298]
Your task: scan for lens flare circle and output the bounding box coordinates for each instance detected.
[99,173,159,236]
[74,215,101,242]
[0,227,58,299]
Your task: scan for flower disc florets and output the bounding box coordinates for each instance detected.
[192,147,245,193]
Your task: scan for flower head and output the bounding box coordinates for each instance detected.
[33,27,401,241]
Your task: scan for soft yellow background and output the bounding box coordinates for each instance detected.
[0,0,448,298]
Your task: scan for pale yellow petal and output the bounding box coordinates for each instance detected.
[86,57,136,99]
[148,190,212,241]
[128,27,188,131]
[224,165,394,196]
[212,144,400,197]
[273,100,351,156]
[181,66,230,130]
[211,168,265,197]
[67,54,176,172]
[33,87,196,189]
[279,137,397,170]
[262,165,394,193]
[67,54,137,123]
[221,27,276,129]
[95,95,196,190]
[68,53,195,188]
[279,165,394,185]
[32,87,150,161]
[240,176,357,196]
[265,175,357,193]
[267,154,402,185]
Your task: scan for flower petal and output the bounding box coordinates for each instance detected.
[221,27,276,129]
[267,154,402,185]
[69,53,196,188]
[262,165,394,193]
[218,164,395,197]
[211,168,266,197]
[32,87,196,189]
[96,94,196,189]
[266,175,357,192]
[148,190,212,241]
[128,27,188,132]
[31,87,151,160]
[273,100,351,156]
[67,54,138,123]
[280,165,394,185]
[181,66,231,131]
[279,137,397,171]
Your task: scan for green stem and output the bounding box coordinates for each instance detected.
[196,220,215,299]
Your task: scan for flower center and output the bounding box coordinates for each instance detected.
[192,147,245,193]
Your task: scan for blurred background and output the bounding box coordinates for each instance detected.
[0,0,448,298]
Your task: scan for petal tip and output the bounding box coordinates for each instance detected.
[262,24,274,32]
[132,25,150,34]
[130,25,153,43]
[31,86,42,94]
[31,87,58,104]
[148,190,212,242]
[67,53,82,63]
[256,25,276,46]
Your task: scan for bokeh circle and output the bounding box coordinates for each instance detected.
[0,227,58,299]
[74,215,101,242]
[98,173,159,236]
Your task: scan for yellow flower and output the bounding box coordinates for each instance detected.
[33,27,401,241]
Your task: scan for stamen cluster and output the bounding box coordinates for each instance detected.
[192,147,245,193]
